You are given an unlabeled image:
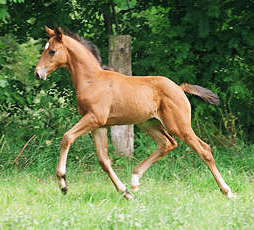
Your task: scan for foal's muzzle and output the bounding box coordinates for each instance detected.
[34,68,47,80]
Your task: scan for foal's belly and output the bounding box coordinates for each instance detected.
[106,101,157,126]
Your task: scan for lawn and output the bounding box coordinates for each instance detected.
[0,145,253,229]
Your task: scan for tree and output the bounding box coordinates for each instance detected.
[109,35,134,156]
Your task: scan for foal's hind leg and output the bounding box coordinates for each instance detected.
[92,128,133,199]
[161,113,235,199]
[131,119,178,192]
[188,134,236,199]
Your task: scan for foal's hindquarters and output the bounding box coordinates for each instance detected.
[131,79,235,199]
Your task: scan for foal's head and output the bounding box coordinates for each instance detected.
[35,26,109,80]
[34,26,69,80]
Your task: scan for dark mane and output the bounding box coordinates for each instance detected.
[63,29,102,65]
[61,29,112,71]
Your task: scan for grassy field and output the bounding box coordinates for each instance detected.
[0,143,254,230]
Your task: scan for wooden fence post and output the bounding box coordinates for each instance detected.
[109,35,134,156]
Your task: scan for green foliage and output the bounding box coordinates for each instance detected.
[121,0,254,141]
[0,92,82,173]
[0,35,40,116]
[0,35,80,170]
[0,35,39,84]
[0,0,24,20]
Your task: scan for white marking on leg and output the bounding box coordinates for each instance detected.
[218,179,236,199]
[131,174,140,186]
[225,187,237,199]
[131,174,141,192]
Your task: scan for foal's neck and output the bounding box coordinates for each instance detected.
[64,36,102,89]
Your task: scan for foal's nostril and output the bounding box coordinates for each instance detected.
[35,72,40,80]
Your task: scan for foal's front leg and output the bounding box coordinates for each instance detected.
[92,128,133,199]
[56,113,98,194]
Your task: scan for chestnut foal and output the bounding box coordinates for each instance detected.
[34,26,235,199]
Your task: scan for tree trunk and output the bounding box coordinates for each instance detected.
[109,35,134,156]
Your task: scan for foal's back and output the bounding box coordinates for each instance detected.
[99,70,191,125]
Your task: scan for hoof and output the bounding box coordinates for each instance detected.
[226,191,237,200]
[123,190,134,200]
[61,187,68,195]
[221,187,237,200]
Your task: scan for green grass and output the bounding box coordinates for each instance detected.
[0,147,254,230]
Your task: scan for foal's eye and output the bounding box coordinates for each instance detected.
[49,50,56,55]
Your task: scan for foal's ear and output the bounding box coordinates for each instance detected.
[45,26,55,37]
[54,27,63,42]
